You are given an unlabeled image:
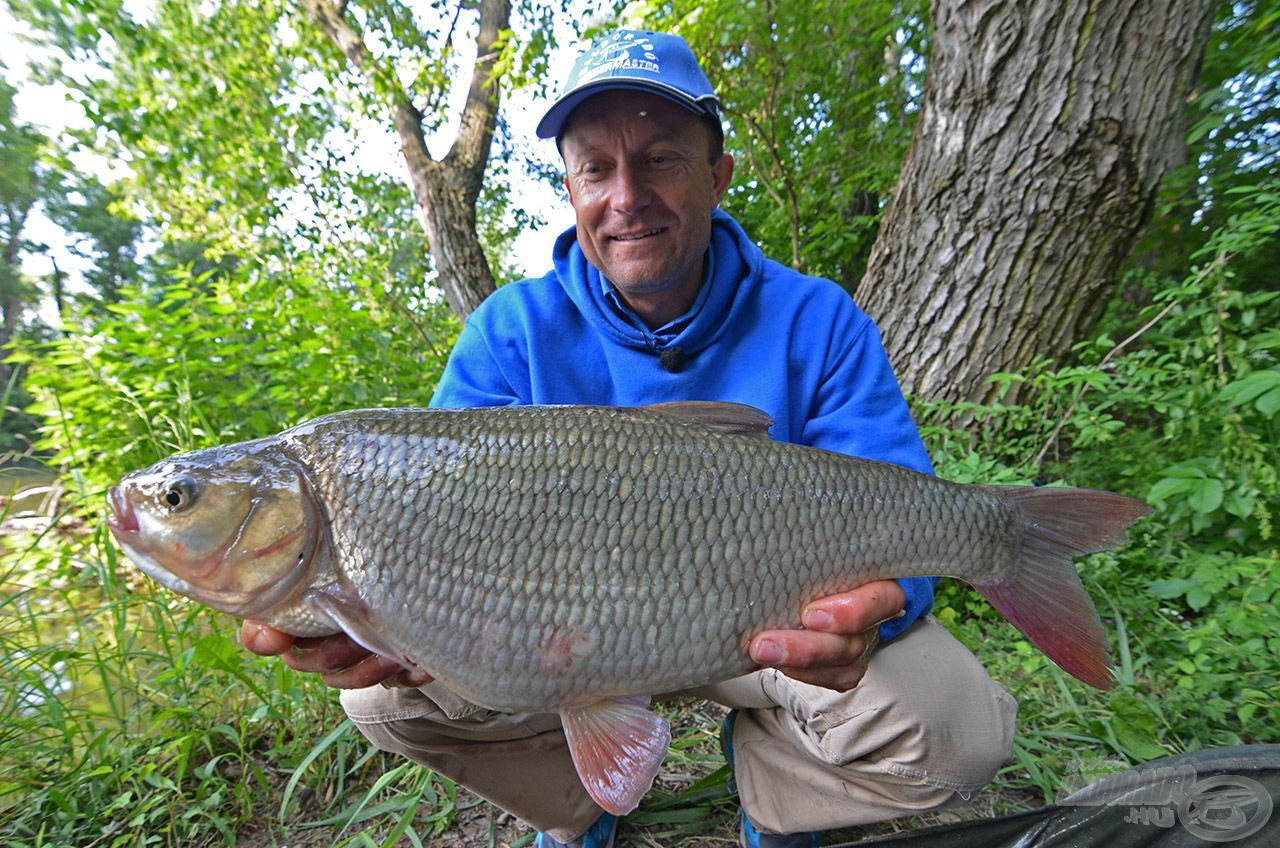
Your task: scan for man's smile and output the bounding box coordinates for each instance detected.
[611,227,668,242]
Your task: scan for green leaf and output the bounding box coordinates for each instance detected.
[1113,724,1169,761]
[1188,478,1224,514]
[1217,369,1280,407]
[1156,460,1210,479]
[1147,477,1192,504]
[1224,490,1255,518]
[1148,578,1196,599]
[1255,386,1280,417]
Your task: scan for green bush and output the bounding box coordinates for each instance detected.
[13,260,454,494]
[2,258,460,846]
[918,185,1280,801]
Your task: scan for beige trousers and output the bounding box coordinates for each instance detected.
[339,617,1017,843]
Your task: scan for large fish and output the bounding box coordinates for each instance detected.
[106,402,1149,814]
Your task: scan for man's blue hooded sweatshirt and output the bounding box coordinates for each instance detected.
[431,210,937,642]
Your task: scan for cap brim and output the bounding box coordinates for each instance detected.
[536,80,718,139]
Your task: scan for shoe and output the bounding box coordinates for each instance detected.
[534,812,618,848]
[737,810,821,848]
[721,710,822,848]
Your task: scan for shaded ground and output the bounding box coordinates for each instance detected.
[233,699,1041,847]
[235,783,1040,847]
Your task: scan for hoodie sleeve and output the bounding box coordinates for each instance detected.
[800,307,938,644]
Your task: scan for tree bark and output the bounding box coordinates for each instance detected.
[302,0,507,319]
[856,0,1217,404]
[1,200,32,365]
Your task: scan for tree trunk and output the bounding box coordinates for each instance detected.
[1,201,32,381]
[302,0,507,319]
[857,0,1216,404]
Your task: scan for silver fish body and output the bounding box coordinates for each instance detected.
[287,405,1011,711]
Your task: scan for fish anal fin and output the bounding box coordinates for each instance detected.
[560,698,671,815]
[642,401,774,438]
[304,585,419,673]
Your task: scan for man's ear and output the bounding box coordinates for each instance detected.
[711,153,735,206]
[563,174,576,207]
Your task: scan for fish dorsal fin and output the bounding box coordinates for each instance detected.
[642,401,774,438]
[560,698,671,815]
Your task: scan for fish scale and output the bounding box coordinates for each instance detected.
[108,401,1150,815]
[278,406,1001,712]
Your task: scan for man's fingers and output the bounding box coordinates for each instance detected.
[319,652,430,690]
[240,620,433,690]
[241,620,295,656]
[749,628,869,670]
[279,633,377,675]
[800,580,905,634]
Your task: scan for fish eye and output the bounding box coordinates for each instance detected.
[162,479,197,512]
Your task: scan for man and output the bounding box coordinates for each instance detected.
[243,29,1016,848]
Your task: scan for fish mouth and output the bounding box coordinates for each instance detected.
[106,486,139,537]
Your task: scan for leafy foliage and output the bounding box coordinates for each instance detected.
[635,0,927,287]
[0,73,45,343]
[16,260,453,491]
[919,177,1280,798]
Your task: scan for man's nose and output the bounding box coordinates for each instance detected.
[610,163,650,215]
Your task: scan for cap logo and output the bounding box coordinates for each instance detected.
[578,32,661,83]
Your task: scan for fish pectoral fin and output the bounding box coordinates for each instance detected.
[641,401,774,438]
[304,585,419,673]
[560,698,671,816]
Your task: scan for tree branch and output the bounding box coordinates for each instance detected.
[300,0,502,318]
[446,0,509,187]
[735,108,803,270]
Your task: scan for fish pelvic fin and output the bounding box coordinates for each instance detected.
[560,698,671,816]
[974,487,1152,691]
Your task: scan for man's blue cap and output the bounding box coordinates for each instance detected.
[536,29,719,140]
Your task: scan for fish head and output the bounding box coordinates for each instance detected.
[107,441,324,618]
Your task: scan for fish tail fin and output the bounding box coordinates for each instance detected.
[972,487,1151,690]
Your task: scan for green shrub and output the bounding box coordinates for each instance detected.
[14,260,455,494]
[2,258,460,846]
[919,184,1280,801]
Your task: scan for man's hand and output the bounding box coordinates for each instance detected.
[240,621,432,690]
[747,579,905,692]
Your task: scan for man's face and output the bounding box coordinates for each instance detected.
[560,92,734,317]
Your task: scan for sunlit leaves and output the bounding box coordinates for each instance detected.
[639,0,928,287]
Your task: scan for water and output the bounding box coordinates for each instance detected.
[0,464,59,518]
